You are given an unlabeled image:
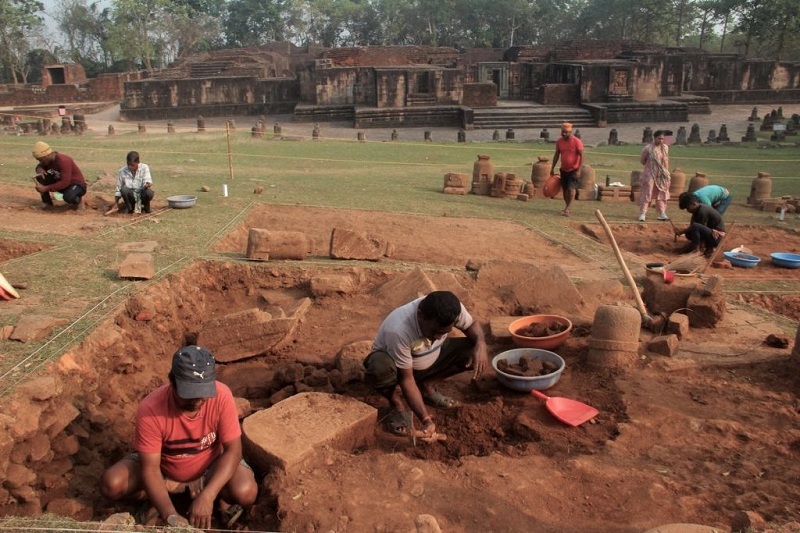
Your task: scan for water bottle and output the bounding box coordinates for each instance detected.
[605,175,611,187]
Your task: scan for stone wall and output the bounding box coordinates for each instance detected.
[120,77,298,120]
[462,83,496,107]
[539,84,579,105]
[42,63,87,87]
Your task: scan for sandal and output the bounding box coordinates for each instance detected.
[560,209,571,217]
[384,410,411,436]
[423,390,459,409]
[219,504,244,528]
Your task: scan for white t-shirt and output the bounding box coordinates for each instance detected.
[372,296,473,371]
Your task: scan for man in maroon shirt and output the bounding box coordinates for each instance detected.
[32,141,87,211]
[549,122,584,217]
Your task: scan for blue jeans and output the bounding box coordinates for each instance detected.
[713,191,732,215]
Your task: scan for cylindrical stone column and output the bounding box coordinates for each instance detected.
[587,305,642,370]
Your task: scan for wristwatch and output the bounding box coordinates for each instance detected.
[166,514,181,527]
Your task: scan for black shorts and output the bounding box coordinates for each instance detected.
[559,169,579,190]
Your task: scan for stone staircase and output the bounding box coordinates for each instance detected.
[471,105,596,130]
[190,61,233,78]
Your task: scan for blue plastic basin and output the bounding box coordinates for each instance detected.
[492,348,565,392]
[770,252,800,269]
[723,251,760,268]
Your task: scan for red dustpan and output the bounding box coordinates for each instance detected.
[531,390,599,427]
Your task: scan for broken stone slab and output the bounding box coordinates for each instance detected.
[116,241,159,253]
[514,265,585,316]
[335,340,372,382]
[9,315,68,343]
[242,392,376,474]
[118,253,155,280]
[329,227,394,261]
[474,260,542,312]
[443,186,468,195]
[246,228,310,261]
[198,303,310,363]
[373,267,437,313]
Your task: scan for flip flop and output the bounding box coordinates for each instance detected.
[560,209,571,217]
[219,504,244,528]
[384,410,411,436]
[423,390,459,409]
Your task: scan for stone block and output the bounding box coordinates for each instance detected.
[575,187,595,201]
[443,186,468,195]
[514,265,584,315]
[443,172,468,190]
[309,274,355,296]
[667,312,690,339]
[242,392,376,474]
[9,315,68,343]
[118,252,154,280]
[329,227,392,261]
[687,291,726,328]
[641,276,695,316]
[516,193,530,201]
[373,267,437,313]
[730,510,767,533]
[647,334,679,357]
[598,185,632,202]
[246,229,309,261]
[760,199,781,213]
[116,241,159,253]
[335,340,372,383]
[699,275,722,296]
[489,316,516,341]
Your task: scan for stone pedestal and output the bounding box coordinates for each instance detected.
[587,305,641,370]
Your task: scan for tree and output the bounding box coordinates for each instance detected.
[0,0,44,84]
[225,0,298,46]
[54,0,113,75]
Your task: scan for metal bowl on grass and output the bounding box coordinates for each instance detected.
[492,348,565,392]
[167,195,197,209]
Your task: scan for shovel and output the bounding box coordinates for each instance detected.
[531,390,599,427]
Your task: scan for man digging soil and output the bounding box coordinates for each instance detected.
[363,291,488,439]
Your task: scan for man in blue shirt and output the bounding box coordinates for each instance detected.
[691,184,731,215]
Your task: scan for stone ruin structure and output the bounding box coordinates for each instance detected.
[2,40,800,131]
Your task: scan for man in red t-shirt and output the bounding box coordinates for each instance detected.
[99,346,257,529]
[549,122,584,217]
[31,141,87,211]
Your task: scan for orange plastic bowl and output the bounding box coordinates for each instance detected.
[508,314,573,350]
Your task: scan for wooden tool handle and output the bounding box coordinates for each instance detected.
[595,209,649,318]
[700,221,734,273]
